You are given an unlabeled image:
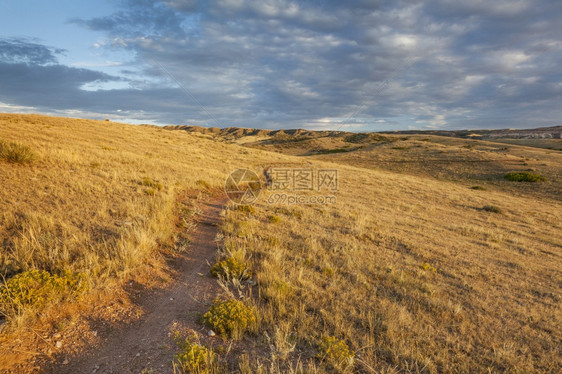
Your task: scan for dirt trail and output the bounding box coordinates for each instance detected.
[45,197,225,374]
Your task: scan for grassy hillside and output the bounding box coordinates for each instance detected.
[239,133,562,202]
[0,114,561,373]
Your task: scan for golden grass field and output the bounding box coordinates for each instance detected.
[0,113,561,373]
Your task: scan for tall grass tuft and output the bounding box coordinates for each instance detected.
[0,139,37,164]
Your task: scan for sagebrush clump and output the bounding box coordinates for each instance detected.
[420,262,437,272]
[203,299,256,339]
[235,205,255,214]
[174,335,216,373]
[0,269,88,316]
[318,336,355,370]
[268,215,281,224]
[210,257,251,280]
[483,205,502,213]
[504,172,546,182]
[0,139,37,164]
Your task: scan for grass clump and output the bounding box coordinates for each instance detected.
[0,269,88,317]
[0,140,37,164]
[420,262,437,272]
[174,334,217,374]
[504,172,546,182]
[203,299,256,339]
[318,336,355,371]
[482,205,502,214]
[268,215,281,224]
[210,257,251,280]
[196,179,211,190]
[235,205,256,214]
[470,186,486,191]
[141,177,163,190]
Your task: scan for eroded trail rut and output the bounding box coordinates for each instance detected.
[46,198,225,374]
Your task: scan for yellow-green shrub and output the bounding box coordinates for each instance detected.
[0,269,88,316]
[268,215,281,223]
[420,262,437,272]
[318,336,355,370]
[203,299,256,339]
[235,205,255,214]
[174,337,216,373]
[210,257,251,280]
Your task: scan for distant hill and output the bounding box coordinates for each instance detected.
[165,124,562,140]
[380,126,562,139]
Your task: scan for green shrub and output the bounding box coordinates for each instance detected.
[268,215,281,224]
[482,205,502,214]
[174,336,216,373]
[420,262,437,272]
[210,257,251,280]
[313,147,358,155]
[203,299,256,339]
[0,140,37,164]
[0,269,88,316]
[318,336,355,370]
[235,205,255,214]
[504,172,546,182]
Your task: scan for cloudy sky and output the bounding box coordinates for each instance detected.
[0,0,561,131]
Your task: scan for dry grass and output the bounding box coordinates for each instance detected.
[218,159,561,372]
[1,113,561,373]
[0,114,288,327]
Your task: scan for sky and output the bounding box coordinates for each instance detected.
[0,0,561,131]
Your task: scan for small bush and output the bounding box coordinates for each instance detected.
[269,215,281,224]
[203,299,256,339]
[0,270,88,316]
[318,336,355,370]
[235,205,255,214]
[470,186,486,191]
[504,172,546,182]
[313,147,358,155]
[483,205,502,214]
[210,257,251,280]
[0,140,37,164]
[420,262,437,272]
[174,336,216,373]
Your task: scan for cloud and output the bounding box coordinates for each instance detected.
[1,0,562,130]
[0,37,64,65]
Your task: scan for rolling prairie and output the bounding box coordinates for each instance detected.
[0,114,561,373]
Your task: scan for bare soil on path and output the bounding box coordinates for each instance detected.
[44,197,225,374]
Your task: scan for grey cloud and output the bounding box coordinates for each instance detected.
[2,0,562,130]
[0,37,65,65]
